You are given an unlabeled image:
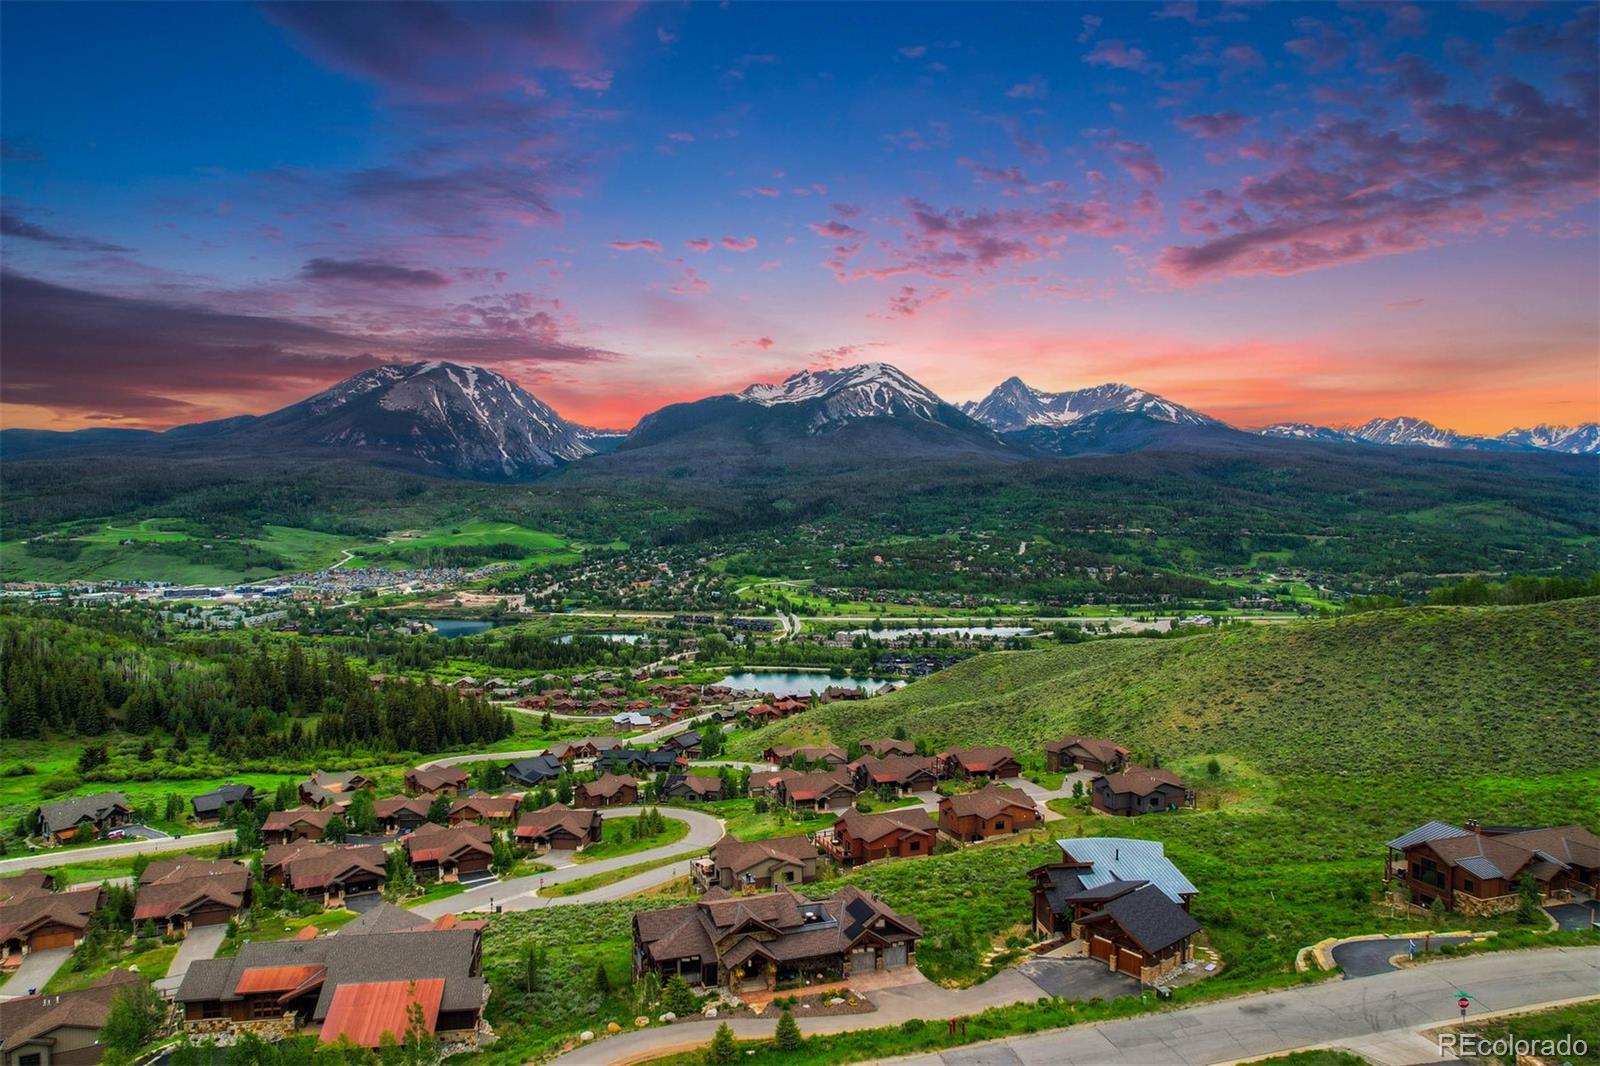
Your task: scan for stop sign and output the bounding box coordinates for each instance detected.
[1458,997,1470,1010]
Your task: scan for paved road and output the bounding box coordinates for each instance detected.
[420,712,719,770]
[1331,935,1470,978]
[0,947,73,1000]
[154,924,228,994]
[552,946,1600,1065]
[407,806,724,919]
[0,830,237,875]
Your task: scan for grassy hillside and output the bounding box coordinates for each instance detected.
[733,599,1600,777]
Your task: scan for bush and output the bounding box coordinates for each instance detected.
[707,1022,739,1064]
[663,974,697,1015]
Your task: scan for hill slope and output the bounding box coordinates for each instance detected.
[736,598,1600,776]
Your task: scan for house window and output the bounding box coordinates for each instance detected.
[995,820,1006,831]
[908,840,921,852]
[20,1053,43,1066]
[1462,879,1475,894]
[200,1001,225,1020]
[252,998,281,1019]
[784,871,796,882]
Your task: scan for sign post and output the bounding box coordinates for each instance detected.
[1458,995,1469,1020]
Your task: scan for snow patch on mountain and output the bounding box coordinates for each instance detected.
[736,362,953,431]
[963,377,1214,432]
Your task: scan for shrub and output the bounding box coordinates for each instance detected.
[774,1008,802,1051]
[707,1022,739,1064]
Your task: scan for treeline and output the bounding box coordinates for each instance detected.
[1428,573,1600,606]
[372,541,530,568]
[0,611,513,758]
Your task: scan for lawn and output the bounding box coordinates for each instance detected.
[47,843,246,887]
[344,521,578,572]
[216,907,360,957]
[542,850,709,898]
[573,815,689,864]
[685,798,837,841]
[44,939,179,994]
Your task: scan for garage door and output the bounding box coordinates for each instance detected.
[32,930,76,950]
[1117,948,1144,977]
[1089,936,1114,962]
[851,947,876,974]
[883,943,908,969]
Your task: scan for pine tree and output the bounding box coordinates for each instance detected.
[774,1008,802,1051]
[707,1022,739,1064]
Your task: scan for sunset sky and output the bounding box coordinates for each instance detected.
[2,1,1597,434]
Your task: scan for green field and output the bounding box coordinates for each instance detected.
[734,599,1600,777]
[344,521,578,571]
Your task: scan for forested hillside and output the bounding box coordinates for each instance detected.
[735,598,1600,777]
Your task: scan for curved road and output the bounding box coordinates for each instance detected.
[0,829,237,875]
[407,805,724,919]
[550,945,1600,1065]
[419,710,719,770]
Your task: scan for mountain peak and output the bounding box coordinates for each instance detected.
[734,362,952,429]
[965,379,1212,432]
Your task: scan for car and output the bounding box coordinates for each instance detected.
[105,829,126,839]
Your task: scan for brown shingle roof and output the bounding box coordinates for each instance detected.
[0,969,144,1052]
[834,806,937,843]
[941,784,1034,820]
[940,747,1018,772]
[1097,767,1187,798]
[710,834,818,875]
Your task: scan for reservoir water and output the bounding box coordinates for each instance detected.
[717,670,895,697]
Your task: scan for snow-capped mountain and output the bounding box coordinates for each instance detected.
[1496,423,1600,455]
[737,363,949,429]
[962,378,1215,432]
[1260,416,1600,455]
[243,360,592,478]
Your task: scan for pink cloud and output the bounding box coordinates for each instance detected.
[751,186,781,197]
[808,219,865,239]
[739,336,776,349]
[684,238,712,252]
[1109,141,1166,186]
[570,70,613,92]
[1084,40,1160,75]
[609,239,662,252]
[1175,112,1251,140]
[666,131,695,142]
[884,285,951,317]
[720,236,759,251]
[899,44,928,59]
[1006,75,1049,100]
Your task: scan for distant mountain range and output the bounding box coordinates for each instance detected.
[4,360,1595,481]
[1260,416,1599,455]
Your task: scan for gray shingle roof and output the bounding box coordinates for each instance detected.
[37,792,129,835]
[1083,883,1201,955]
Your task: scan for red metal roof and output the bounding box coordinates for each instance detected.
[234,964,325,995]
[318,978,445,1048]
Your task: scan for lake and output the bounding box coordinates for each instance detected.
[717,670,896,697]
[425,619,502,638]
[842,625,1034,638]
[556,632,650,645]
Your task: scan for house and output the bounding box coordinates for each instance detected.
[938,785,1038,842]
[693,834,819,892]
[133,858,252,937]
[663,774,725,803]
[575,774,640,808]
[821,807,938,865]
[1028,838,1200,984]
[405,766,471,796]
[1091,768,1194,816]
[176,924,485,1049]
[748,769,803,799]
[818,687,864,704]
[1384,820,1600,915]
[449,794,520,826]
[1044,736,1130,774]
[190,783,260,824]
[935,747,1021,781]
[775,769,857,812]
[548,737,627,762]
[772,697,808,715]
[599,748,684,775]
[298,771,375,808]
[263,843,386,907]
[850,755,938,796]
[34,792,131,845]
[504,754,565,788]
[0,872,55,906]
[405,823,493,882]
[632,884,920,992]
[746,704,784,722]
[862,738,916,757]
[763,745,847,769]
[663,732,702,758]
[261,806,335,845]
[0,884,102,963]
[515,804,603,852]
[0,969,145,1065]
[374,796,433,836]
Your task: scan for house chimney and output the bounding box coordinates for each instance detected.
[1115,847,1120,861]
[1465,819,1482,834]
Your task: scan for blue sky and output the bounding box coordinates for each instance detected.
[3,2,1596,432]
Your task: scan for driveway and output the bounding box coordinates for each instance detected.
[109,823,170,841]
[1547,901,1599,931]
[1016,957,1140,1001]
[154,924,228,994]
[1331,935,1470,978]
[343,892,384,914]
[0,947,72,999]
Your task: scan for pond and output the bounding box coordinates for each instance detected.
[842,625,1034,638]
[555,632,651,645]
[717,670,897,697]
[423,618,503,638]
